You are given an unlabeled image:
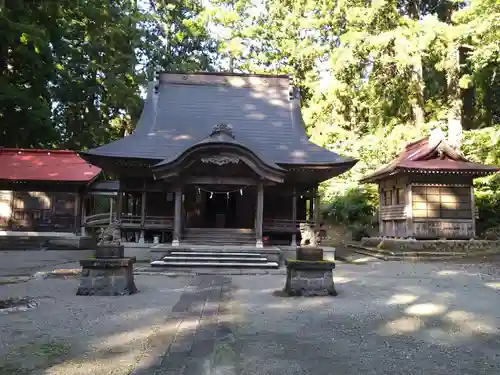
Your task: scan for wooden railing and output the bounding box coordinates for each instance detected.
[84,213,173,229]
[83,213,116,227]
[263,219,316,232]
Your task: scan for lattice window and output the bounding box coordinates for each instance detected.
[396,188,405,205]
[412,186,471,219]
[383,190,392,206]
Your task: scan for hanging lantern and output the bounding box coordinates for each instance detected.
[226,192,230,199]
[197,188,200,195]
[240,189,243,195]
[210,192,213,199]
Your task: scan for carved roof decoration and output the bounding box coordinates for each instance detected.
[360,135,500,183]
[210,123,235,139]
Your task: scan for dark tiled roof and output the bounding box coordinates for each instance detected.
[81,73,356,168]
[360,136,500,183]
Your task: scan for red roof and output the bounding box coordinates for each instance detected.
[360,136,500,183]
[0,148,101,182]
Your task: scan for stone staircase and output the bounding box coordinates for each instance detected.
[182,228,256,245]
[150,246,280,268]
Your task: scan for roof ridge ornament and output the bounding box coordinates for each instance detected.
[210,123,235,139]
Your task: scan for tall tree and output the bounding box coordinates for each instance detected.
[0,0,216,149]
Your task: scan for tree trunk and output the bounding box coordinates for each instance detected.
[407,0,425,128]
[446,47,463,152]
[411,55,425,128]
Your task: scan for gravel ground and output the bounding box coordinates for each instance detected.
[1,254,500,375]
[0,250,93,277]
[0,274,192,375]
[228,260,500,375]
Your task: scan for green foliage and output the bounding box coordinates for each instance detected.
[0,0,215,149]
[207,0,500,233]
[324,186,378,226]
[462,125,500,233]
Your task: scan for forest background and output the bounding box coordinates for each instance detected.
[1,0,499,235]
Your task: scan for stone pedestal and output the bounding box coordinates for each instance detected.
[284,260,337,297]
[76,257,137,296]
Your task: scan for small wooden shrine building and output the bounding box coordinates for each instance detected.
[79,72,357,247]
[0,148,101,232]
[360,132,499,239]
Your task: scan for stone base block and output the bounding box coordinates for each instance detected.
[360,237,500,253]
[76,258,138,296]
[95,245,124,258]
[296,247,324,261]
[284,260,337,297]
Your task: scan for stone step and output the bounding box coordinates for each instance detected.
[183,234,255,238]
[151,260,279,268]
[161,256,269,262]
[182,240,255,245]
[170,251,263,257]
[184,228,254,233]
[183,233,255,238]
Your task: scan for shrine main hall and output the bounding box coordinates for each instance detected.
[79,72,358,247]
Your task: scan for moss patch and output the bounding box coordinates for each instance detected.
[286,259,334,264]
[0,341,71,374]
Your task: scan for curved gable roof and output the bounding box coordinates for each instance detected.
[81,72,357,168]
[360,135,500,183]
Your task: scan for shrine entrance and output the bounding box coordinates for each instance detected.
[203,189,238,228]
[183,185,256,229]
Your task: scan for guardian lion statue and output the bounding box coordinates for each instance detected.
[98,220,121,245]
[299,222,319,247]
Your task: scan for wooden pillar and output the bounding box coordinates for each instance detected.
[314,188,321,230]
[80,195,87,236]
[470,185,476,238]
[255,183,264,248]
[308,196,313,221]
[291,187,297,247]
[74,193,81,235]
[139,191,146,244]
[172,186,182,246]
[109,197,114,223]
[378,185,383,237]
[117,191,123,220]
[117,191,124,241]
[405,184,413,238]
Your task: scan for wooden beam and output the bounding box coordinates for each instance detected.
[183,176,264,186]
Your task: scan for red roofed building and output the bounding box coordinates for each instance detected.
[0,148,101,232]
[360,131,499,239]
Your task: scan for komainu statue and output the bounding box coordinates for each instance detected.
[299,222,319,247]
[98,220,121,245]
